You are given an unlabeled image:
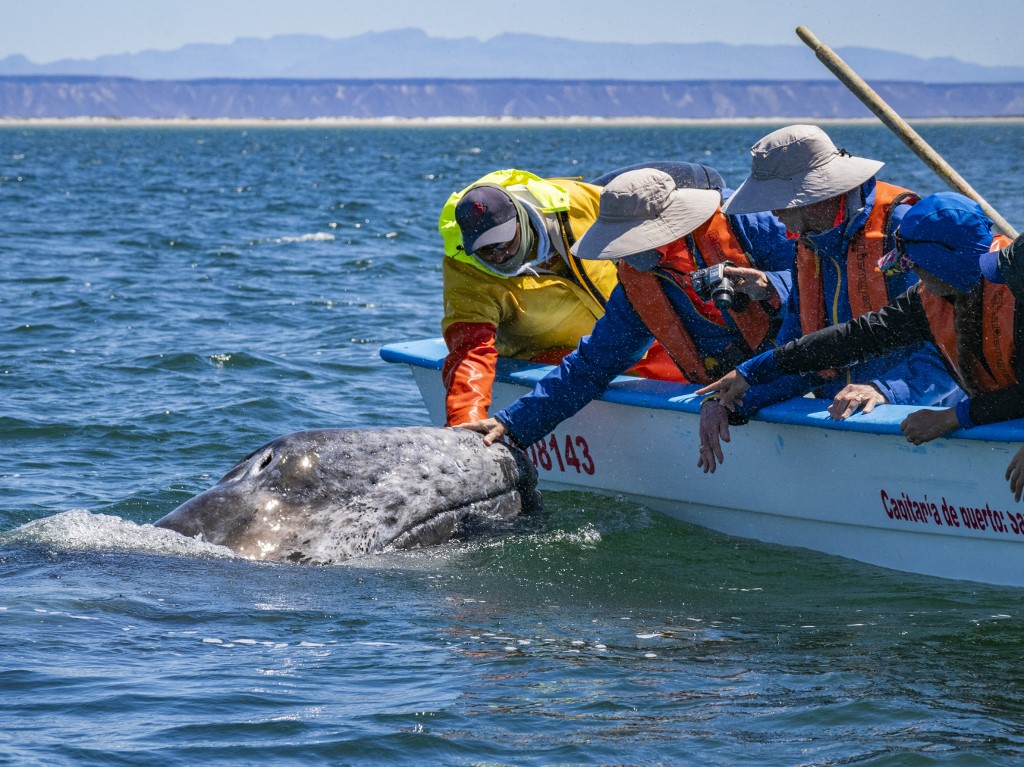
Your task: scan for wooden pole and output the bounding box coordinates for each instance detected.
[795,25,1018,239]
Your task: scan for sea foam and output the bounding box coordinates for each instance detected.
[1,509,235,559]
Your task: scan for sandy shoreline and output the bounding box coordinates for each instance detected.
[2,115,1023,128]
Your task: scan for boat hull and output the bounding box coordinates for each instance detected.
[382,339,1024,586]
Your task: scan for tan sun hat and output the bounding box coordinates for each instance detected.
[571,168,720,260]
[722,124,884,215]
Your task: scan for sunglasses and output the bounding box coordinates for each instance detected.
[474,238,516,261]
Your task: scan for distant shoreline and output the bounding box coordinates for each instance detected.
[3,115,1024,128]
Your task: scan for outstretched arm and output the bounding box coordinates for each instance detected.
[491,286,656,448]
[442,322,499,425]
[694,368,756,475]
[696,399,732,474]
[695,369,751,409]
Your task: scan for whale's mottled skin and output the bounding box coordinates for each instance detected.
[154,427,541,563]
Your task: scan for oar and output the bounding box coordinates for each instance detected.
[795,25,1018,239]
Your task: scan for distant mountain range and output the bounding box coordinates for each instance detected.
[4,77,1024,120]
[2,30,1023,83]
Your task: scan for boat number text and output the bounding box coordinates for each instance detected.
[525,433,595,475]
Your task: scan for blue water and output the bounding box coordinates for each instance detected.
[4,122,1024,766]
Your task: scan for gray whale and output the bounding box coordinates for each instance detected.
[154,427,540,563]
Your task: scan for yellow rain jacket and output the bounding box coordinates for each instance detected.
[439,170,618,424]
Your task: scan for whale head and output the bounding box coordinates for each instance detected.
[155,427,541,563]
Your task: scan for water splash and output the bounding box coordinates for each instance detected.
[1,509,234,560]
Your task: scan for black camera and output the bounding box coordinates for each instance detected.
[690,261,741,311]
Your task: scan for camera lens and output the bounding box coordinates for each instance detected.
[711,278,734,310]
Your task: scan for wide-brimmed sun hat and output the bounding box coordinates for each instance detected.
[571,168,720,261]
[722,125,884,215]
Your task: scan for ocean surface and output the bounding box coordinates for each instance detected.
[4,121,1024,766]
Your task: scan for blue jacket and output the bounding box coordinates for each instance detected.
[496,200,795,447]
[732,178,962,418]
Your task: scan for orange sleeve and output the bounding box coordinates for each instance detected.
[442,322,499,426]
[627,341,688,382]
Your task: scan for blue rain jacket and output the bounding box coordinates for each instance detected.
[731,178,962,418]
[496,199,795,447]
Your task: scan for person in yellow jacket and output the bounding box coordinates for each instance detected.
[439,167,687,425]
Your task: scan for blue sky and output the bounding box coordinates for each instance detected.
[4,0,1022,67]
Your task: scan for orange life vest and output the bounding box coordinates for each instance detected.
[797,182,919,335]
[617,209,773,384]
[920,234,1017,394]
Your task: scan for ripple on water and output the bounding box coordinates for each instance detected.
[4,124,1024,766]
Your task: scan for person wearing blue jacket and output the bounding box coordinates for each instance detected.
[696,125,961,472]
[698,192,1022,469]
[457,167,796,449]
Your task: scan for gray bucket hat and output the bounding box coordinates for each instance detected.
[722,125,884,215]
[571,168,720,260]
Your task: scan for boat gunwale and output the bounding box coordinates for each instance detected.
[380,338,1024,443]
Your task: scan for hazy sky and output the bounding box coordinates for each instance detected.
[4,0,1022,67]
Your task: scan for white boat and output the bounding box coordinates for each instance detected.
[381,338,1024,587]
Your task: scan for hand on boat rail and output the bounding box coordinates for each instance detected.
[695,369,750,408]
[898,407,959,446]
[826,383,886,420]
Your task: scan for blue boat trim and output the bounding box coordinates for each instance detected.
[380,339,1024,443]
